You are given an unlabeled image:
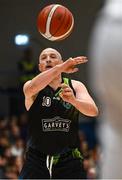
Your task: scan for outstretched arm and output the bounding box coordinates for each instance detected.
[23,57,87,98]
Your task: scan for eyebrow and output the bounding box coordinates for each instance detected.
[40,53,57,57]
[40,54,46,57]
[50,53,57,56]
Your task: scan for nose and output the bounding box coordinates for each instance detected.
[46,59,51,63]
[46,56,51,63]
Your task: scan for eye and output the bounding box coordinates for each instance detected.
[41,55,46,60]
[50,54,57,58]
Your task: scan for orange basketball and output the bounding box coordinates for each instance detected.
[37,4,74,41]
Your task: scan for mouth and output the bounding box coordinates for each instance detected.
[46,65,53,69]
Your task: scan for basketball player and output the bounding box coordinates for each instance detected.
[89,0,122,178]
[19,48,98,179]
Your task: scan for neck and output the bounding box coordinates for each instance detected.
[49,75,62,90]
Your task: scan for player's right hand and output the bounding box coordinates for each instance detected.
[59,56,88,73]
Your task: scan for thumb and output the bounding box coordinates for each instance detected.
[59,92,63,98]
[60,83,69,89]
[72,67,79,73]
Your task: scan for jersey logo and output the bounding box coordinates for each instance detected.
[42,96,51,107]
[53,96,72,109]
[42,116,71,132]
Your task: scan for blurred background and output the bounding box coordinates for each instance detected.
[0,0,104,179]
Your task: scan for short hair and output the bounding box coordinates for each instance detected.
[39,48,62,60]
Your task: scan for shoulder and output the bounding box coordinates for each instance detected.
[23,80,32,92]
[71,79,89,95]
[71,79,87,90]
[23,80,38,110]
[23,80,33,98]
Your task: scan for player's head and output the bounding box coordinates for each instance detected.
[38,48,63,72]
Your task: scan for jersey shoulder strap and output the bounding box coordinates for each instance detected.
[63,77,69,85]
[63,77,76,95]
[55,77,76,97]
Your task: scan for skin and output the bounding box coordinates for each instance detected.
[23,48,98,117]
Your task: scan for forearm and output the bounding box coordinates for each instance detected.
[29,65,62,94]
[71,98,99,117]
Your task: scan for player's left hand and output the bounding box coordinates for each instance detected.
[59,83,75,104]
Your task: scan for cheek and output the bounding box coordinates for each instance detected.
[39,63,45,71]
[54,59,62,65]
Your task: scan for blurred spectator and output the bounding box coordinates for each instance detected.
[8,115,18,127]
[15,156,24,172]
[9,124,21,144]
[79,131,99,178]
[11,138,24,157]
[0,156,7,178]
[3,146,12,160]
[0,115,26,178]
[0,135,10,156]
[0,116,8,132]
[18,47,37,87]
[4,165,18,179]
[10,47,38,116]
[89,0,122,178]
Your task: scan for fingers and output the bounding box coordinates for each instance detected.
[73,56,88,64]
[59,84,75,103]
[60,83,72,94]
[71,67,79,73]
[62,56,87,74]
[60,83,69,89]
[74,56,87,60]
[67,56,88,64]
[59,88,72,97]
[60,91,72,97]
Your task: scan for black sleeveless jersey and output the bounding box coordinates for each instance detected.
[27,77,80,155]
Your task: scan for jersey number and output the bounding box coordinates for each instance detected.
[42,96,51,107]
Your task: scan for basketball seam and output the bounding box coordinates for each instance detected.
[49,15,74,41]
[37,4,54,34]
[45,5,61,38]
[44,5,54,34]
[49,7,66,38]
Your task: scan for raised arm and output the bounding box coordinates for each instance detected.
[23,57,87,98]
